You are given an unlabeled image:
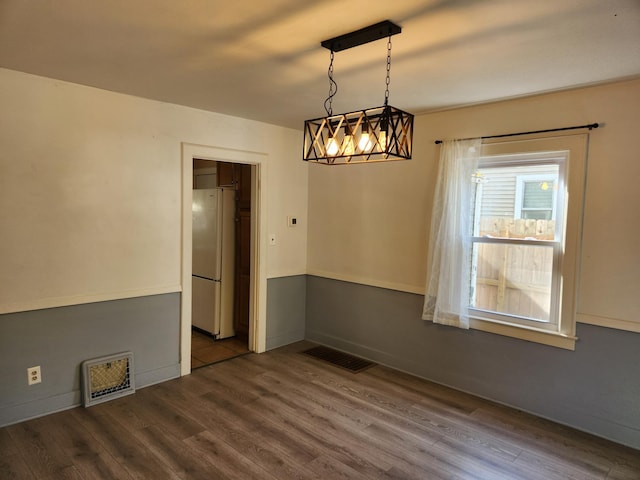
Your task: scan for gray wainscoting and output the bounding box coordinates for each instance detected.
[305,275,640,450]
[0,293,181,426]
[266,275,307,350]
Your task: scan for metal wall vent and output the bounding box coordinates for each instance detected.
[81,352,135,407]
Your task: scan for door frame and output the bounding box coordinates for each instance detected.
[180,143,268,376]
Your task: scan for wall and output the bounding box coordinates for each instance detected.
[306,78,640,448]
[0,68,308,425]
[0,67,308,314]
[0,294,180,426]
[266,275,307,350]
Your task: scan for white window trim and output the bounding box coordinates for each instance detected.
[471,153,567,333]
[469,317,578,350]
[465,136,588,350]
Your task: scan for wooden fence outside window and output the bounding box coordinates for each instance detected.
[473,218,556,321]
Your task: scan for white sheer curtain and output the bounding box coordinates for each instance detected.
[422,138,482,329]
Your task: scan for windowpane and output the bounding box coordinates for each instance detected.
[474,165,559,238]
[523,181,554,209]
[472,159,563,326]
[522,210,552,220]
[471,242,554,322]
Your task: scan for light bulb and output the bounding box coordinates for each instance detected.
[358,132,372,152]
[359,121,373,152]
[326,137,340,156]
[342,135,355,155]
[379,110,389,153]
[378,131,387,152]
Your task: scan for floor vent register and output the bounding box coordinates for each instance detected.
[302,346,376,373]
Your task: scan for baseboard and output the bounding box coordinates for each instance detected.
[266,329,305,351]
[0,363,180,428]
[0,391,81,428]
[135,364,181,388]
[304,329,640,450]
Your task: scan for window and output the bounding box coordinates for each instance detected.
[515,174,559,220]
[467,136,588,349]
[470,152,566,331]
[424,135,587,349]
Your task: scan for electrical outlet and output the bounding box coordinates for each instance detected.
[28,366,41,385]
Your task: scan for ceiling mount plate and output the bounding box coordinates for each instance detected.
[321,20,401,52]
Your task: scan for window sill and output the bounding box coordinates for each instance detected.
[469,316,577,350]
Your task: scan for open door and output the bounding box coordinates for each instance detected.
[181,143,267,376]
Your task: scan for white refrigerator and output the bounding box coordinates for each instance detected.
[192,188,235,338]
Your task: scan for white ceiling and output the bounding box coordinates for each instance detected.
[1,0,639,129]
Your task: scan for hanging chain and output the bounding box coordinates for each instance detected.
[384,36,392,106]
[324,50,338,116]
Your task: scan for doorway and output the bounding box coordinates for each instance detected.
[191,159,252,368]
[180,143,268,376]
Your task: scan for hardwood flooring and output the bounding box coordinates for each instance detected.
[191,330,250,369]
[1,340,638,479]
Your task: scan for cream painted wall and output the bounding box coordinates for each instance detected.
[307,78,640,331]
[0,67,307,314]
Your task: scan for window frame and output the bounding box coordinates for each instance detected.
[469,153,567,333]
[514,173,559,221]
[464,135,588,350]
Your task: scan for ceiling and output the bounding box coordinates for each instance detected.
[1,0,639,129]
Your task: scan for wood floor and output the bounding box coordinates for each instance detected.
[1,341,638,480]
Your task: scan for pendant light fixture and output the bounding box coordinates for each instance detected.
[303,21,414,165]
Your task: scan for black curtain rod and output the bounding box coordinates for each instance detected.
[434,123,599,144]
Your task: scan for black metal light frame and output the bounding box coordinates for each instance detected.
[303,21,414,165]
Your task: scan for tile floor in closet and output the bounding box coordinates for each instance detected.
[191,329,250,369]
